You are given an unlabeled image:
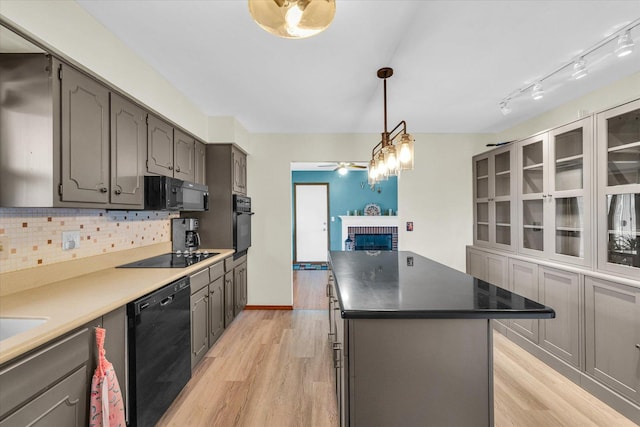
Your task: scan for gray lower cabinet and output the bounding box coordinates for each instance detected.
[60,63,110,204]
[538,267,580,367]
[509,259,539,343]
[209,262,225,346]
[467,248,509,328]
[224,271,235,327]
[585,276,640,404]
[234,260,248,316]
[190,267,211,369]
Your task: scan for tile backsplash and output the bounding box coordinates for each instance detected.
[0,208,178,273]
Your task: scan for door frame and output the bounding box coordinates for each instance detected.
[293,182,330,264]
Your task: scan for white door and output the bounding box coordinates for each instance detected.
[295,184,329,262]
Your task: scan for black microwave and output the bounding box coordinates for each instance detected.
[144,176,209,211]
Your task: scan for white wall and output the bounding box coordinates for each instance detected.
[247,133,489,305]
[0,0,208,139]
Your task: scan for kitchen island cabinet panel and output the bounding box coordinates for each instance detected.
[60,63,110,204]
[585,276,640,404]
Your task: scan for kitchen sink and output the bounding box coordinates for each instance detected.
[0,317,48,341]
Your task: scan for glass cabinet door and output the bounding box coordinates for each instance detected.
[494,150,512,246]
[475,157,490,244]
[549,118,592,265]
[598,99,640,275]
[519,134,547,254]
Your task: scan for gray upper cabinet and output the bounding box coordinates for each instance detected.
[194,141,206,185]
[60,64,110,204]
[232,146,247,195]
[585,276,640,404]
[110,93,146,207]
[147,114,174,176]
[174,129,195,182]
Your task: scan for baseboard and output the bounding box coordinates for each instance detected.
[244,305,293,310]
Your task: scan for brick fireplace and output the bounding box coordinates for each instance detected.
[339,216,400,251]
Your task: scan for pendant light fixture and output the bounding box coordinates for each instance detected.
[368,68,414,187]
[248,0,336,39]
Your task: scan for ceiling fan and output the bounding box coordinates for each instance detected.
[317,162,368,172]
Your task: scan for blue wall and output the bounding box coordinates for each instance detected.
[292,170,398,252]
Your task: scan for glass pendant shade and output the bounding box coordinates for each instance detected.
[398,133,415,170]
[248,0,336,39]
[376,153,388,180]
[384,145,398,176]
[615,31,634,57]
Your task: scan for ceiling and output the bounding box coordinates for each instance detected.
[74,1,640,135]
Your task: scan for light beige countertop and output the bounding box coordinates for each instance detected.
[0,243,234,365]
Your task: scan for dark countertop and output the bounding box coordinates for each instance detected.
[329,251,555,320]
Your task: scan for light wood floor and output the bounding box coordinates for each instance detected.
[157,271,636,427]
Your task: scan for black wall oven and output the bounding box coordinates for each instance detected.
[233,195,253,257]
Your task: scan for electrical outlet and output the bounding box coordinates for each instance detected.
[62,231,80,250]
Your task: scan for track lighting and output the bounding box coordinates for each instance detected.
[615,30,634,57]
[498,19,638,115]
[499,100,512,115]
[571,58,588,80]
[531,82,544,100]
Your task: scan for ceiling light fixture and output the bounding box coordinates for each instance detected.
[248,0,336,39]
[571,58,588,80]
[368,68,414,187]
[531,82,544,100]
[615,30,634,57]
[498,18,639,114]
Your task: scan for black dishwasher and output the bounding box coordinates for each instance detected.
[127,276,191,427]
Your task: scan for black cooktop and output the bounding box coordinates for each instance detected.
[117,252,219,268]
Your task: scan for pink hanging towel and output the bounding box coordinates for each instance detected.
[89,327,126,427]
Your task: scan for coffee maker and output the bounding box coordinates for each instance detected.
[172,218,201,253]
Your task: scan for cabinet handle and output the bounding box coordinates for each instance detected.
[636,344,640,349]
[114,189,122,195]
[100,187,108,193]
[176,166,181,172]
[547,194,553,198]
[542,194,547,198]
[168,165,173,170]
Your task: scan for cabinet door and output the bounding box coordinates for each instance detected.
[518,133,548,257]
[467,247,487,281]
[486,253,508,290]
[174,129,195,182]
[0,366,87,427]
[110,93,146,207]
[492,146,516,251]
[509,260,539,343]
[209,276,225,347]
[101,306,127,416]
[597,99,640,278]
[60,64,109,204]
[147,115,174,176]
[194,141,206,185]
[585,277,640,404]
[548,118,592,267]
[224,271,235,327]
[234,261,247,315]
[190,285,209,369]
[473,154,491,247]
[232,147,246,194]
[539,267,580,367]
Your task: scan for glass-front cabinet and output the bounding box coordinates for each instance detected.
[473,145,516,251]
[517,118,592,266]
[597,99,640,277]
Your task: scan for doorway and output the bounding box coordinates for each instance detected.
[293,183,329,263]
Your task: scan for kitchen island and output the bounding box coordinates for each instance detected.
[327,250,555,427]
